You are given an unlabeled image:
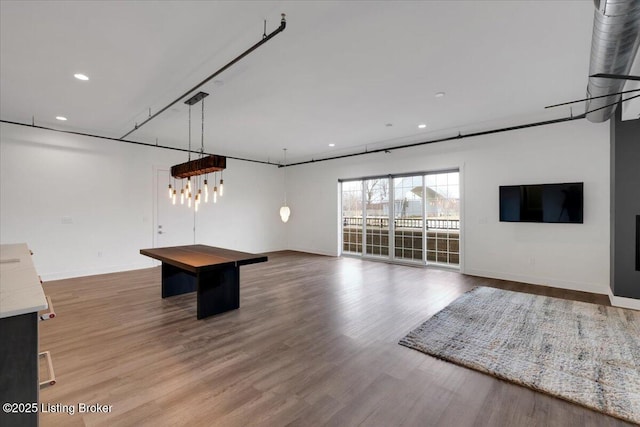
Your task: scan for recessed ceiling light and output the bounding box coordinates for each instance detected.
[328,143,335,147]
[418,124,427,129]
[55,116,68,121]
[74,73,89,81]
[435,92,446,98]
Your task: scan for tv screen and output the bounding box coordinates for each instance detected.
[499,183,583,224]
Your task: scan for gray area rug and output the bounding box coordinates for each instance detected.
[399,287,640,424]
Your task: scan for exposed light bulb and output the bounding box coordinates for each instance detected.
[168,184,173,198]
[219,179,224,196]
[214,186,218,203]
[188,196,192,208]
[204,180,209,203]
[180,189,184,205]
[187,177,191,193]
[172,190,177,205]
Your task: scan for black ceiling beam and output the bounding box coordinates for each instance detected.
[0,119,277,166]
[589,73,640,81]
[120,14,287,139]
[280,114,587,168]
[545,88,640,109]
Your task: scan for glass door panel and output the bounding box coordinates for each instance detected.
[393,176,423,262]
[341,181,363,254]
[364,178,389,257]
[425,171,460,266]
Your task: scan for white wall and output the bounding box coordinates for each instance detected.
[285,119,611,295]
[0,123,286,280]
[1,119,611,294]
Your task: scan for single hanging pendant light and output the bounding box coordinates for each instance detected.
[279,148,291,223]
[213,172,218,203]
[204,176,209,203]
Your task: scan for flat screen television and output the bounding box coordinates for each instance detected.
[499,182,583,224]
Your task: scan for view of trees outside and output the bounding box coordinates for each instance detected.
[341,180,362,253]
[394,176,423,261]
[364,179,389,256]
[341,171,460,266]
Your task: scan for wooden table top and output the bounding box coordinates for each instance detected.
[140,245,268,273]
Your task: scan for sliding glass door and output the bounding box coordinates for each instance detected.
[341,170,460,267]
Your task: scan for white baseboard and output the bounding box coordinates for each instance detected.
[286,246,338,257]
[607,288,640,311]
[40,261,155,282]
[463,268,609,295]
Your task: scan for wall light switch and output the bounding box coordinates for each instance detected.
[61,216,73,224]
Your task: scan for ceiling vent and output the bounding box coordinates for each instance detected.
[585,0,640,122]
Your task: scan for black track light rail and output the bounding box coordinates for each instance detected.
[280,94,639,168]
[120,13,287,139]
[0,120,278,166]
[545,88,640,109]
[279,114,587,167]
[5,93,635,169]
[590,73,640,81]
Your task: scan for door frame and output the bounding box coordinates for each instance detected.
[339,166,464,271]
[152,165,197,253]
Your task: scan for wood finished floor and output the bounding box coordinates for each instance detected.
[38,251,633,427]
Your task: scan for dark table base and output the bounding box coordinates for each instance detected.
[162,263,239,319]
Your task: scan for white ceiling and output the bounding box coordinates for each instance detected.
[0,1,628,164]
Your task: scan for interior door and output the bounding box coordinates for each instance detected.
[155,168,195,248]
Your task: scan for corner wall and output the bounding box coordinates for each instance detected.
[285,119,610,294]
[0,123,286,280]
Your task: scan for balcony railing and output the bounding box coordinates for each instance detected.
[342,216,459,230]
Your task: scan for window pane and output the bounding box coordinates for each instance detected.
[364,178,389,257]
[425,171,460,266]
[342,181,363,254]
[393,175,423,262]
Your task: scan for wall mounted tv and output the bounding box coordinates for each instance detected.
[499,182,584,224]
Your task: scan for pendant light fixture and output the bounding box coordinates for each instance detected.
[279,148,291,223]
[168,91,226,212]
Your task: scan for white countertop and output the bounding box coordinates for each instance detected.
[0,243,48,318]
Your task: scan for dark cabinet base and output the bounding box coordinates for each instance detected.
[0,312,38,427]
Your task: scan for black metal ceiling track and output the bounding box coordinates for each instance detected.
[4,93,631,169]
[120,13,287,140]
[279,94,638,167]
[0,120,278,166]
[545,88,640,109]
[279,114,587,167]
[589,73,640,81]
